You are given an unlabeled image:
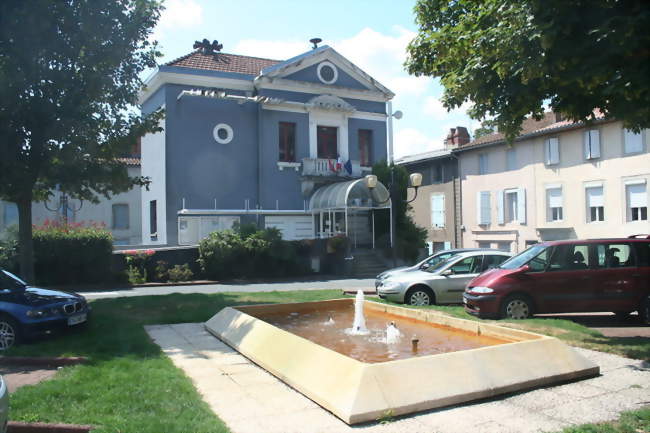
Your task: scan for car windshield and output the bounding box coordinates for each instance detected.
[423,254,460,273]
[419,251,455,268]
[0,270,27,289]
[499,245,548,270]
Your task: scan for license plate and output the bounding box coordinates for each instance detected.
[463,297,468,305]
[68,313,87,326]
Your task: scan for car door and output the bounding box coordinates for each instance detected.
[587,242,641,313]
[432,255,482,303]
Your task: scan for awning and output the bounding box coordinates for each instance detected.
[309,178,391,211]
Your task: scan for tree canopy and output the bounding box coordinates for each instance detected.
[0,0,164,281]
[406,0,650,141]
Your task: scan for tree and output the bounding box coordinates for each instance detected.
[473,120,496,140]
[0,0,164,282]
[406,0,650,142]
[372,161,427,263]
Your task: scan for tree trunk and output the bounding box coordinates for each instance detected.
[17,197,35,284]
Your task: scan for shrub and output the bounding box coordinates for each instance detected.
[167,264,193,282]
[124,249,156,284]
[198,225,311,280]
[154,260,169,282]
[0,226,19,274]
[32,219,113,285]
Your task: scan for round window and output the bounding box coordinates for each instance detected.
[317,61,338,85]
[213,123,233,144]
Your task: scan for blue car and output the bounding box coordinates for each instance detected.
[0,269,91,350]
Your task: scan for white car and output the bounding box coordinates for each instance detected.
[377,250,512,305]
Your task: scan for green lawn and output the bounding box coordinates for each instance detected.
[6,290,650,432]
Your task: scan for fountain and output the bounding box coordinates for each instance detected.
[205,297,599,424]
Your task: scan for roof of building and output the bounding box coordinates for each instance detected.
[395,148,452,165]
[166,51,281,76]
[458,110,609,152]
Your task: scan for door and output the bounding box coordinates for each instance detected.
[588,242,642,313]
[432,255,482,303]
[317,126,338,159]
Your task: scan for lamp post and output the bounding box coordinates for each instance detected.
[365,171,422,266]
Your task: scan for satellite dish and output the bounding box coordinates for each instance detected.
[309,38,322,49]
[392,110,403,120]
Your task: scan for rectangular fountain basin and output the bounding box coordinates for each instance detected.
[205,299,599,424]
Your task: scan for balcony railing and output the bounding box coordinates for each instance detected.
[301,158,363,178]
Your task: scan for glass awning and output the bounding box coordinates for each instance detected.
[309,178,391,211]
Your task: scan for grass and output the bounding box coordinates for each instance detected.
[557,407,650,433]
[6,290,342,433]
[6,290,649,432]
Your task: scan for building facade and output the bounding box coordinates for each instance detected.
[139,42,394,246]
[457,114,649,253]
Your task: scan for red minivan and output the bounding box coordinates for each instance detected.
[463,236,650,322]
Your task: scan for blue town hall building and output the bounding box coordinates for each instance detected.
[139,40,393,246]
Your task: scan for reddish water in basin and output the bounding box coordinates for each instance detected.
[246,304,510,363]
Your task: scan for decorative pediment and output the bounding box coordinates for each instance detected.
[306,94,355,113]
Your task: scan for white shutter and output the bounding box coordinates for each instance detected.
[497,190,505,224]
[548,188,563,207]
[628,184,647,207]
[517,188,527,224]
[430,194,445,228]
[545,138,559,165]
[586,187,604,207]
[477,191,491,225]
[479,154,488,174]
[624,129,643,154]
[584,130,600,159]
[506,149,516,170]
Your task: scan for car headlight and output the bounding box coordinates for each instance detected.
[26,309,49,318]
[381,281,403,291]
[470,286,494,294]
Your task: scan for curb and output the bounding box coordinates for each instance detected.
[0,357,88,367]
[342,290,377,296]
[8,421,93,433]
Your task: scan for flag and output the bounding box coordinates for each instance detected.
[328,158,338,172]
[344,159,352,175]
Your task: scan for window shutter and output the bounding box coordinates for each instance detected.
[586,187,604,207]
[585,130,600,159]
[479,191,491,225]
[548,188,563,208]
[624,129,643,154]
[497,190,505,224]
[430,195,445,228]
[506,149,516,170]
[628,184,647,207]
[517,188,527,224]
[545,138,559,165]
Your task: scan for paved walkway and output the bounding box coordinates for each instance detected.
[146,323,650,433]
[83,278,376,300]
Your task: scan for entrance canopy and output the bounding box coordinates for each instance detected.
[309,178,391,211]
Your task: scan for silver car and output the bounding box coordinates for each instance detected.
[0,375,7,433]
[377,250,512,305]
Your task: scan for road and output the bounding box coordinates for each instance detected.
[82,278,376,300]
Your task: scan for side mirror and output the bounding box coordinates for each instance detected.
[441,269,454,276]
[519,264,531,273]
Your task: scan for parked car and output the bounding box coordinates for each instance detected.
[0,375,7,433]
[377,250,512,305]
[375,248,492,287]
[0,269,91,350]
[463,237,650,322]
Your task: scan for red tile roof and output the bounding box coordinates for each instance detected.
[166,50,281,76]
[462,111,608,149]
[117,157,141,167]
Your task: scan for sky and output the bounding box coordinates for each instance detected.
[150,0,479,159]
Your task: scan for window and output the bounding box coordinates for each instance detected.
[477,191,491,225]
[505,190,518,223]
[432,164,443,183]
[358,129,372,166]
[278,122,296,162]
[449,256,482,274]
[149,200,157,236]
[548,244,591,271]
[545,137,559,165]
[496,242,511,252]
[477,241,492,249]
[2,202,18,227]
[506,148,516,171]
[584,129,601,159]
[623,129,643,154]
[112,204,129,230]
[626,182,648,221]
[633,242,650,267]
[317,126,338,159]
[595,243,634,268]
[478,153,488,174]
[317,61,338,84]
[482,254,509,271]
[586,186,604,222]
[213,123,233,144]
[430,194,445,228]
[546,187,563,222]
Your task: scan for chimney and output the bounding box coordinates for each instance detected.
[444,128,456,147]
[554,111,564,122]
[455,126,470,145]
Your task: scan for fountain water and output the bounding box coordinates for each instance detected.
[385,321,401,344]
[348,290,369,335]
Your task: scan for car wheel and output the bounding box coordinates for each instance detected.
[501,295,533,320]
[639,296,650,325]
[405,287,435,306]
[0,316,20,350]
[613,311,632,321]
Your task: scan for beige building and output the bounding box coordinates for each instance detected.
[457,114,649,253]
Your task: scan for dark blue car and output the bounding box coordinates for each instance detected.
[0,269,91,350]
